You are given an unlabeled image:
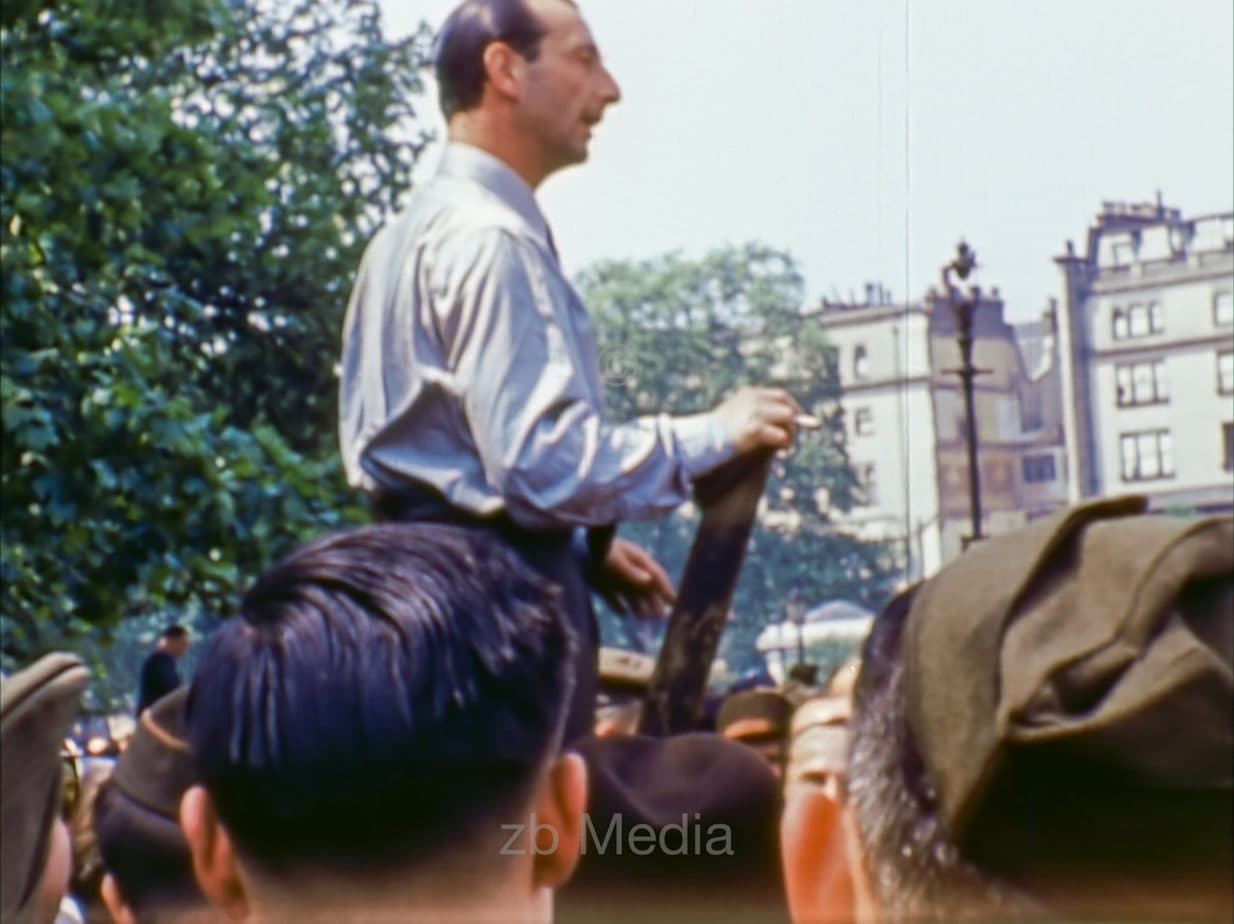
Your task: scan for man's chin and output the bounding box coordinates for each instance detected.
[550,148,590,175]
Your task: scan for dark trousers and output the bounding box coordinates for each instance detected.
[372,487,601,744]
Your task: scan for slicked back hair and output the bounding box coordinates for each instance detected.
[185,523,576,882]
[434,0,573,119]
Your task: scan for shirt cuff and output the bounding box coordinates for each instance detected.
[670,411,738,480]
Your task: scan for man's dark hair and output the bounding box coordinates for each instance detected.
[93,780,206,921]
[846,587,1033,922]
[185,523,576,882]
[434,0,567,119]
[160,625,189,641]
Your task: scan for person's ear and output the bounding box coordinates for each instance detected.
[179,785,250,920]
[100,874,137,924]
[481,40,526,102]
[781,788,853,924]
[530,751,587,890]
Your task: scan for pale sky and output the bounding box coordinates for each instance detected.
[378,0,1234,322]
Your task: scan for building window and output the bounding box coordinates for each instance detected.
[1119,429,1175,482]
[1219,352,1234,395]
[1111,307,1127,340]
[854,462,878,506]
[853,407,874,437]
[853,344,869,380]
[1224,423,1234,472]
[1021,453,1057,484]
[1216,291,1234,327]
[1115,358,1169,406]
[1113,303,1163,340]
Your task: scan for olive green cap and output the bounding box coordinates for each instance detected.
[902,495,1233,870]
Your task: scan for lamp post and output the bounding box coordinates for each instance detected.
[940,242,988,547]
[786,587,807,668]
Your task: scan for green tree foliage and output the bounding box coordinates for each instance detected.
[1,0,432,666]
[577,243,900,672]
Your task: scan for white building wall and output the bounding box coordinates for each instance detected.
[1060,204,1234,512]
[817,304,942,579]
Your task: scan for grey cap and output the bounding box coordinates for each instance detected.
[1,653,90,920]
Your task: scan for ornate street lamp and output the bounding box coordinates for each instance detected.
[940,242,988,547]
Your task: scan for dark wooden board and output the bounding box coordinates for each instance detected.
[638,449,775,736]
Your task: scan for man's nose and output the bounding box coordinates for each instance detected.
[600,65,621,105]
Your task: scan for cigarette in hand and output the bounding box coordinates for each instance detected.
[795,414,822,430]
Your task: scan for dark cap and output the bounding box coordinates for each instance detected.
[1,653,90,920]
[111,686,195,821]
[716,688,792,741]
[561,733,786,918]
[902,496,1233,900]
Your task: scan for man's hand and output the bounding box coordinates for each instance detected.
[593,538,675,619]
[713,386,803,453]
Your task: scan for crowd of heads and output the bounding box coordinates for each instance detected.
[4,496,1228,924]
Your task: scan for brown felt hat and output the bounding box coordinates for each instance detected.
[716,688,792,741]
[561,732,787,920]
[111,686,195,821]
[1,653,90,921]
[902,496,1233,898]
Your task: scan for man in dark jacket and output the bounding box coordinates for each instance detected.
[136,625,190,716]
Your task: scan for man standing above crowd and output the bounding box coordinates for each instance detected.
[339,0,801,740]
[136,625,189,717]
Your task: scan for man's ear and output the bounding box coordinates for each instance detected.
[530,751,587,890]
[481,40,525,101]
[179,785,250,921]
[100,873,137,924]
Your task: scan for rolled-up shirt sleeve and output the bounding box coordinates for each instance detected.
[437,228,735,529]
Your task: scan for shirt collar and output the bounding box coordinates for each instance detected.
[438,142,553,250]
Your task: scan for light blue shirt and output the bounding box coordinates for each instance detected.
[339,143,735,529]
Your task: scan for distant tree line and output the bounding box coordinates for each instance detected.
[578,245,899,671]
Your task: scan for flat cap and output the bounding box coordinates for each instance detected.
[111,686,195,821]
[1,653,90,920]
[902,496,1232,897]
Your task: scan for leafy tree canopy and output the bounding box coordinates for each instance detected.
[1,0,433,668]
[577,243,900,673]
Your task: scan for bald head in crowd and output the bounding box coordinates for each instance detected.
[845,498,1233,922]
[180,523,584,923]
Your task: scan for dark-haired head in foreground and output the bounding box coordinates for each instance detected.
[180,523,584,923]
[844,499,1233,922]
